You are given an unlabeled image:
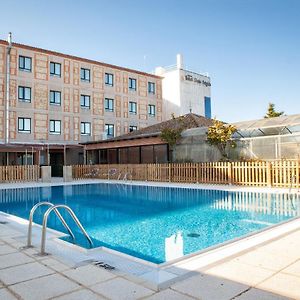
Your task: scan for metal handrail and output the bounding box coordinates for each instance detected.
[40,204,93,255]
[27,202,75,248]
[123,172,132,182]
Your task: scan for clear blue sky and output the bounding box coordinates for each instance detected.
[0,0,299,122]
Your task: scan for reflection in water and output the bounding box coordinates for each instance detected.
[165,232,183,261]
[212,191,300,217]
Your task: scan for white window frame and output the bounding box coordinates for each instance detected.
[50,90,61,105]
[105,73,114,86]
[105,124,114,137]
[80,68,90,82]
[18,86,31,102]
[80,95,91,109]
[129,125,138,132]
[18,117,31,133]
[81,122,91,135]
[49,120,61,134]
[148,82,155,94]
[50,62,61,77]
[104,98,114,112]
[19,56,32,72]
[129,101,137,114]
[148,104,156,116]
[129,78,137,90]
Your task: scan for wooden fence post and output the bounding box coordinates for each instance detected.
[228,162,232,185]
[267,162,272,187]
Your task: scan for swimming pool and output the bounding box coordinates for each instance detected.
[0,183,299,264]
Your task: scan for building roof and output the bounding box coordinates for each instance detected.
[0,39,161,79]
[232,113,300,138]
[83,113,213,145]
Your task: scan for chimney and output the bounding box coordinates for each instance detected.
[176,54,184,69]
[7,32,12,48]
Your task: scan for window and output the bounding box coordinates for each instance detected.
[50,62,61,77]
[105,124,114,137]
[19,56,32,72]
[148,104,156,116]
[18,118,31,133]
[105,73,114,86]
[129,125,138,132]
[104,98,114,112]
[50,91,61,105]
[204,96,212,119]
[81,122,91,135]
[129,101,137,114]
[80,95,90,108]
[80,68,90,82]
[129,78,136,90]
[18,86,31,102]
[49,120,61,134]
[148,82,155,94]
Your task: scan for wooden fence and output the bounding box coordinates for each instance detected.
[0,165,40,183]
[72,160,300,188]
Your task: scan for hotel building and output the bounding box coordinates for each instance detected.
[0,34,163,174]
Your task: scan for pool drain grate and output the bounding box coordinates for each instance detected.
[187,233,201,238]
[93,261,115,270]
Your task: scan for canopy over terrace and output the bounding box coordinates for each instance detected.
[0,143,83,166]
[232,114,300,138]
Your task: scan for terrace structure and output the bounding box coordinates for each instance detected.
[0,33,163,175]
[83,113,213,164]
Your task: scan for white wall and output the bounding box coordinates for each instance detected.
[179,70,211,117]
[156,58,211,119]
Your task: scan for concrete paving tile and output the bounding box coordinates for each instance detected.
[63,265,116,286]
[281,259,300,278]
[232,249,297,271]
[40,257,62,266]
[258,241,300,260]
[205,260,275,286]
[139,270,177,285]
[233,287,290,300]
[0,288,18,299]
[91,277,154,300]
[48,261,72,272]
[53,288,106,300]
[257,273,300,300]
[0,261,54,285]
[0,228,22,237]
[0,252,34,269]
[145,288,194,300]
[172,272,249,300]
[10,273,80,300]
[0,245,17,255]
[40,257,73,271]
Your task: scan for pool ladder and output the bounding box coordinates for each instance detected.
[117,171,132,182]
[26,202,93,255]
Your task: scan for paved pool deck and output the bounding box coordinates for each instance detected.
[0,180,300,299]
[1,221,300,299]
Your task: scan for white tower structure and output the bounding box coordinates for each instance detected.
[155,54,211,120]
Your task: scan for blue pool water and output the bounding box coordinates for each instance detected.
[0,184,299,264]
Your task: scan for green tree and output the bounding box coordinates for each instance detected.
[206,119,237,159]
[264,103,284,118]
[160,127,183,148]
